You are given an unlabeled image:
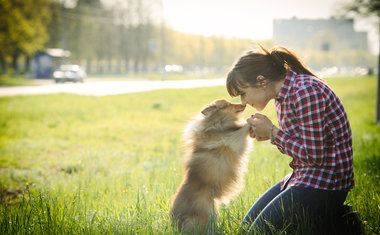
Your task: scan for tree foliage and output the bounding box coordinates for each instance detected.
[342,0,380,16]
[0,0,52,71]
[39,0,256,75]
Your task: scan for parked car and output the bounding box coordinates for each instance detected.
[53,65,86,83]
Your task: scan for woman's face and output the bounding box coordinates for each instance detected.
[239,86,272,111]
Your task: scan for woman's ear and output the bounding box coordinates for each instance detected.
[256,75,268,88]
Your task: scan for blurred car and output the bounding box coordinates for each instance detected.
[53,65,86,83]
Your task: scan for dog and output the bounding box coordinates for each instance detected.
[169,99,252,233]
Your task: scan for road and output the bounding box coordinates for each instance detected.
[0,78,226,97]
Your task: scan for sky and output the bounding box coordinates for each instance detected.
[162,0,379,54]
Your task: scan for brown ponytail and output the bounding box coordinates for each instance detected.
[270,46,318,78]
[226,43,319,97]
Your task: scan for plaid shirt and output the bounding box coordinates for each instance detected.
[274,70,354,191]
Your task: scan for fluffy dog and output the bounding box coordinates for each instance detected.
[169,99,252,233]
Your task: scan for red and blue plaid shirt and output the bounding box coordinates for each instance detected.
[274,70,354,192]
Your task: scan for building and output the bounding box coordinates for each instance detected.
[273,17,368,52]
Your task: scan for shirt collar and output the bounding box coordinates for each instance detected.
[276,69,297,102]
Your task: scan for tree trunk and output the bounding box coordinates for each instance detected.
[108,58,112,75]
[133,59,139,75]
[125,58,129,75]
[0,55,6,74]
[86,59,92,75]
[376,44,380,122]
[24,55,30,73]
[97,60,103,75]
[117,59,122,75]
[377,21,380,123]
[11,53,19,75]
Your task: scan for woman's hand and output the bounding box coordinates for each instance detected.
[246,113,273,141]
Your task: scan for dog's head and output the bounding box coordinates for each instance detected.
[183,99,246,140]
[201,99,246,119]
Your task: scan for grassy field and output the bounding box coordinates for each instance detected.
[0,75,379,234]
[0,76,36,87]
[0,73,224,87]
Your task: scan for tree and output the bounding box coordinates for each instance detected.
[0,0,52,74]
[128,0,156,74]
[341,0,380,122]
[45,1,62,49]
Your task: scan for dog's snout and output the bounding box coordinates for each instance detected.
[239,104,246,110]
[235,104,246,113]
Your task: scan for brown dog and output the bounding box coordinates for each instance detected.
[169,99,252,233]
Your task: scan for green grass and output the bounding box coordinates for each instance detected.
[0,76,36,86]
[0,75,379,234]
[0,73,225,87]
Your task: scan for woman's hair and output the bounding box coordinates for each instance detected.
[226,43,318,97]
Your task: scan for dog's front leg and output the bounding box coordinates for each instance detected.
[223,124,251,154]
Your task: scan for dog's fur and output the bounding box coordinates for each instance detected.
[169,99,252,233]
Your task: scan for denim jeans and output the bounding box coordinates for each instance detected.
[242,181,348,234]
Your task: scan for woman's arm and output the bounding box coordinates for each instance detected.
[248,85,329,166]
[274,85,328,166]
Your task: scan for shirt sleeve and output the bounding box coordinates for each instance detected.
[274,85,327,166]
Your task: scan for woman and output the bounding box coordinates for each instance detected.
[226,45,355,234]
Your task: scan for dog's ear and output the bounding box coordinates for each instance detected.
[201,105,216,116]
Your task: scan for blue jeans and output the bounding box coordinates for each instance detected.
[242,181,348,234]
